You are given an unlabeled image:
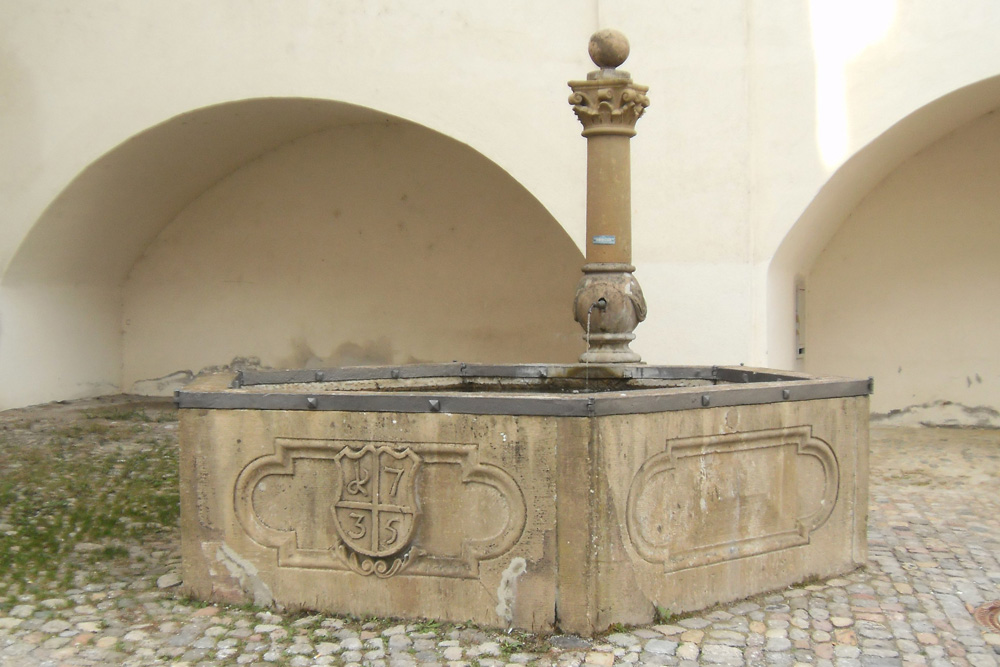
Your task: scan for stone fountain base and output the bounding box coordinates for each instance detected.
[177,364,869,635]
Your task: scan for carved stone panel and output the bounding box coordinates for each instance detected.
[626,426,839,572]
[234,438,526,578]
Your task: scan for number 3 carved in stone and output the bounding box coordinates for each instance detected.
[347,512,366,539]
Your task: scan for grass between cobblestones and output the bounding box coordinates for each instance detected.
[0,402,180,598]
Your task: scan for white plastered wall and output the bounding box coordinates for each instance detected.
[600,2,756,366]
[803,110,1000,427]
[121,121,584,392]
[0,1,595,276]
[760,2,1000,371]
[0,97,585,407]
[5,1,1000,410]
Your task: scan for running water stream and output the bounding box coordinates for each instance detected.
[584,298,606,389]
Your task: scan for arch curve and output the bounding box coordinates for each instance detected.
[766,73,1000,370]
[3,98,398,287]
[0,98,584,408]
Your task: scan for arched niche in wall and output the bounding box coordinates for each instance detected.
[0,98,583,406]
[767,76,1000,426]
[803,109,1000,426]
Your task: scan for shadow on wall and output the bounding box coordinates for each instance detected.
[120,119,585,392]
[804,109,1000,427]
[767,74,1000,383]
[767,65,1000,426]
[0,98,584,407]
[285,338,411,369]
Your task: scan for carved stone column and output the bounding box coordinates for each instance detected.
[569,29,650,364]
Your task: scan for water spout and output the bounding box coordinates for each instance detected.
[584,298,607,388]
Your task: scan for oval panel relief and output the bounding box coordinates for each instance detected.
[626,426,839,572]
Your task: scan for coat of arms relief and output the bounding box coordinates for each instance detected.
[331,445,421,576]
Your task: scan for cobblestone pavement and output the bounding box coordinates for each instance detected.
[1,397,999,666]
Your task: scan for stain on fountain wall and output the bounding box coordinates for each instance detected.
[122,121,584,394]
[804,109,1000,427]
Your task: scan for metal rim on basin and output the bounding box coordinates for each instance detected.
[175,363,872,417]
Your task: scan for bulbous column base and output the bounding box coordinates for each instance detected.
[573,263,648,364]
[579,333,642,364]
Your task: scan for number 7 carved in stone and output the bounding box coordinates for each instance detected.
[384,466,404,497]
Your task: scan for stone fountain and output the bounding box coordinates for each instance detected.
[176,31,870,635]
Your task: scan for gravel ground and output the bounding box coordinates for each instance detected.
[1,395,999,666]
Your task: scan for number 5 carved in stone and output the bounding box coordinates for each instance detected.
[383,517,400,547]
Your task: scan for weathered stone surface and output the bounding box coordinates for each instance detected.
[584,650,614,666]
[9,605,35,618]
[550,635,591,650]
[700,643,745,664]
[178,371,869,635]
[39,619,71,633]
[643,639,678,655]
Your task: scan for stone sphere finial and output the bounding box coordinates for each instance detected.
[588,29,630,69]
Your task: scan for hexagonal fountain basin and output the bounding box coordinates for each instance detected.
[176,363,870,634]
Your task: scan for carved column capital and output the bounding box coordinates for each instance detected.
[568,79,650,137]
